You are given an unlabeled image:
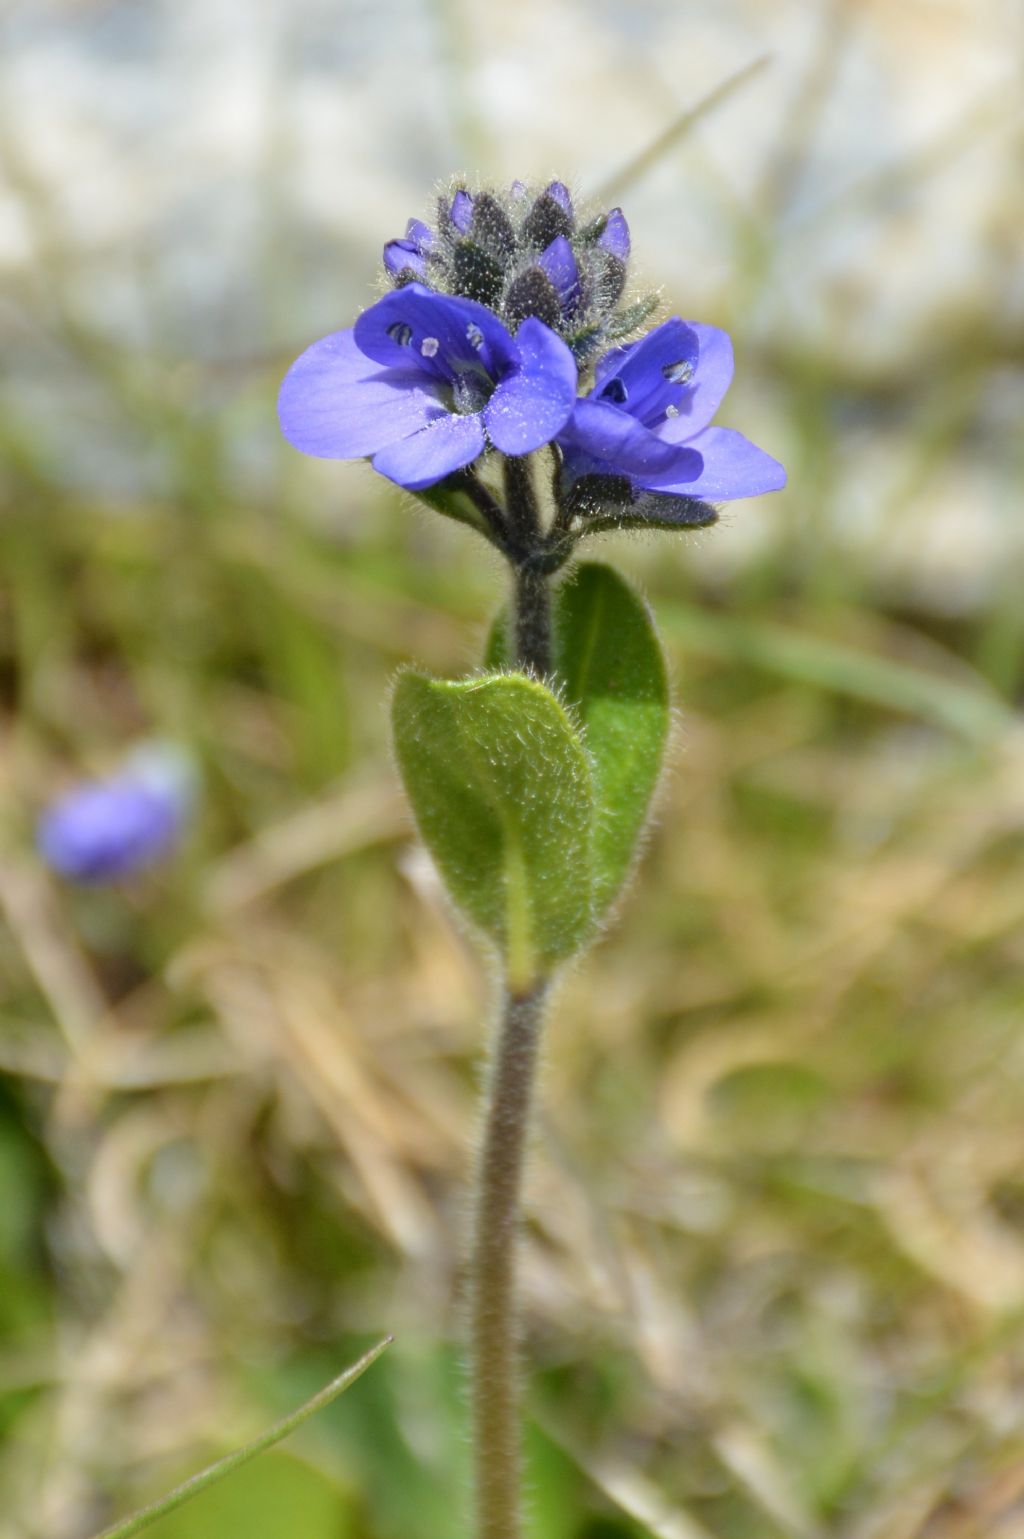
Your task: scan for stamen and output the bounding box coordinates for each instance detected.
[665,404,679,418]
[421,336,440,357]
[662,360,694,384]
[601,377,628,405]
[466,322,485,351]
[386,321,413,346]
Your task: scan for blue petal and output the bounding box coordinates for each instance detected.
[371,411,485,490]
[598,207,630,260]
[483,318,578,455]
[593,318,700,428]
[594,339,638,386]
[535,235,581,314]
[641,426,786,500]
[354,285,517,383]
[450,189,474,233]
[558,398,701,481]
[656,323,735,441]
[544,181,573,217]
[383,239,427,278]
[278,329,444,459]
[406,218,434,251]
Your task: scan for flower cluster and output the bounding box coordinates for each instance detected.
[382,181,637,366]
[279,179,784,536]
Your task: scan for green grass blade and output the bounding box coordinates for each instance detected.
[594,55,770,201]
[660,605,1016,746]
[90,1337,393,1539]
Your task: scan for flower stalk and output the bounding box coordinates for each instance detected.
[469,979,548,1539]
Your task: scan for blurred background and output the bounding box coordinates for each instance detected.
[2,0,1024,1535]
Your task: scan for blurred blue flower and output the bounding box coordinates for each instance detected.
[37,744,196,884]
[278,283,577,491]
[558,317,786,503]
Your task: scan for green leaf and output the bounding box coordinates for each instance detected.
[391,672,594,985]
[554,564,669,915]
[483,565,670,919]
[89,1338,391,1539]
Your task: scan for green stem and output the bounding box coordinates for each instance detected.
[470,980,548,1539]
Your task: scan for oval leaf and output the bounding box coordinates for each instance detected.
[555,563,669,914]
[485,565,670,917]
[391,672,594,985]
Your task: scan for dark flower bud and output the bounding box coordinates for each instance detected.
[628,492,719,528]
[521,193,574,250]
[582,248,627,314]
[565,473,635,517]
[452,240,505,308]
[505,267,562,330]
[470,193,517,263]
[565,473,718,531]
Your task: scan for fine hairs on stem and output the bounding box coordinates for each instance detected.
[469,981,549,1539]
[504,455,552,678]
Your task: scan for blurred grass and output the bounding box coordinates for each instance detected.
[2,6,1024,1538]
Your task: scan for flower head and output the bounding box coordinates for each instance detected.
[278,283,578,491]
[280,179,785,537]
[557,318,786,515]
[379,181,638,366]
[37,743,196,884]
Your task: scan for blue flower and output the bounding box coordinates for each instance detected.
[382,218,434,281]
[37,744,195,884]
[558,317,786,504]
[278,283,578,491]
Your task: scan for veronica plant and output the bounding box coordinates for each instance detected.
[279,179,785,1539]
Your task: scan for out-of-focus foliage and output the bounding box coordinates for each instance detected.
[1,2,1023,1537]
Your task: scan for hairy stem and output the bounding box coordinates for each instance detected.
[458,470,513,549]
[512,564,552,675]
[470,980,548,1539]
[502,455,554,674]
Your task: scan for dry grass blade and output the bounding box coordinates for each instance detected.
[593,55,771,201]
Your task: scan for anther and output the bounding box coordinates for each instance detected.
[662,360,694,384]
